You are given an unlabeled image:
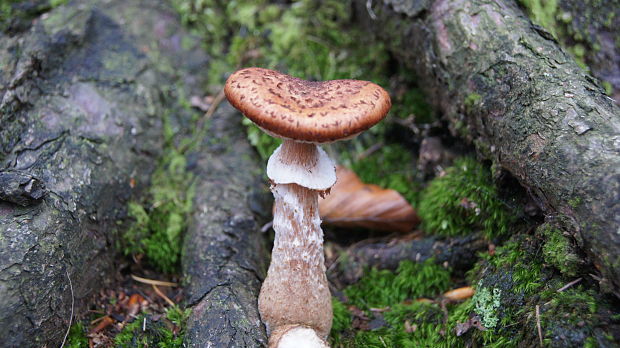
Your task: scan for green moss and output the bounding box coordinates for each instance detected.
[538,287,602,347]
[390,78,435,123]
[242,118,282,162]
[122,115,195,273]
[418,157,514,238]
[332,297,352,332]
[344,259,450,309]
[333,278,512,347]
[340,143,419,206]
[518,0,559,37]
[115,306,191,347]
[464,93,482,113]
[602,81,613,96]
[330,297,353,346]
[539,224,580,277]
[65,321,89,348]
[172,0,389,90]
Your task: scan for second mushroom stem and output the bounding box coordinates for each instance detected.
[259,180,333,340]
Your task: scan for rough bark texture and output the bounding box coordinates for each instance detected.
[182,103,269,347]
[553,0,620,101]
[328,234,488,286]
[0,0,207,345]
[357,0,620,293]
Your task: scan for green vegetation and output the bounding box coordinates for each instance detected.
[518,0,560,36]
[115,306,191,347]
[464,93,482,113]
[66,321,89,348]
[242,118,281,162]
[122,116,195,273]
[517,0,619,76]
[0,0,67,31]
[330,259,517,347]
[539,224,581,277]
[340,143,420,206]
[418,157,514,238]
[344,259,451,309]
[171,0,389,90]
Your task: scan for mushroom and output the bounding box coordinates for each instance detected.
[225,67,391,347]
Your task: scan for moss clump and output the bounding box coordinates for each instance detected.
[332,297,352,332]
[464,93,482,113]
[242,118,282,162]
[418,157,514,238]
[478,240,543,296]
[538,287,604,347]
[466,235,619,346]
[171,0,389,89]
[344,259,451,309]
[65,321,89,348]
[122,117,195,273]
[518,0,559,37]
[340,143,419,206]
[115,306,191,347]
[331,260,513,347]
[1,0,67,31]
[539,224,581,277]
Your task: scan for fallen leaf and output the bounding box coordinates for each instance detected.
[126,293,145,318]
[456,315,487,336]
[319,166,420,233]
[443,286,475,301]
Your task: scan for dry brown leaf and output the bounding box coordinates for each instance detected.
[443,286,475,301]
[319,166,419,233]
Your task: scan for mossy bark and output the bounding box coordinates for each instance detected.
[522,0,620,101]
[356,0,620,294]
[329,234,487,286]
[0,0,208,346]
[182,103,269,347]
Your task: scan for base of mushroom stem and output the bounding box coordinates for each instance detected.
[269,325,329,348]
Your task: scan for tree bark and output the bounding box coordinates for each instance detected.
[356,0,620,293]
[328,234,488,286]
[0,0,207,345]
[182,103,269,347]
[548,0,620,102]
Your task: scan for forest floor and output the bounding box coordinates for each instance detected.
[61,0,619,347]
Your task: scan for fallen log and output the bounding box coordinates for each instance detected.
[0,0,207,345]
[327,234,488,286]
[356,0,620,293]
[182,103,269,347]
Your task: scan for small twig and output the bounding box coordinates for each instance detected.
[60,269,74,348]
[152,284,176,307]
[260,220,273,233]
[366,0,377,20]
[131,274,177,287]
[557,277,582,292]
[90,316,106,325]
[142,317,147,332]
[536,305,543,347]
[197,88,226,131]
[355,142,383,161]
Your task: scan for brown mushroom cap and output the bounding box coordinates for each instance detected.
[224,67,391,143]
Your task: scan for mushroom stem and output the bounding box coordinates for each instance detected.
[276,140,319,167]
[259,181,333,341]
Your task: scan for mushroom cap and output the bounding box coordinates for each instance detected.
[224,67,391,143]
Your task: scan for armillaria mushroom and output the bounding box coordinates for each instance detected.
[225,67,391,347]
